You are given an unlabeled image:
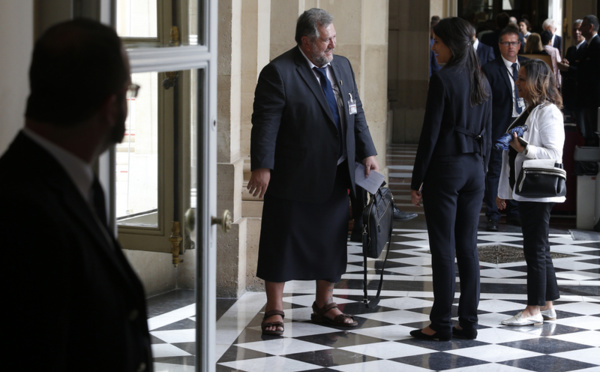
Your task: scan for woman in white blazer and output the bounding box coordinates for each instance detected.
[497,59,565,326]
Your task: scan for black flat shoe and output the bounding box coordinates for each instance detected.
[409,329,451,341]
[452,327,477,340]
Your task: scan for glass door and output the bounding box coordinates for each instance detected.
[108,1,218,370]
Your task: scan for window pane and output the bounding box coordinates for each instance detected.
[116,72,159,227]
[188,0,200,45]
[116,0,158,38]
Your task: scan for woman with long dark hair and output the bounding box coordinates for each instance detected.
[498,59,565,326]
[410,17,492,341]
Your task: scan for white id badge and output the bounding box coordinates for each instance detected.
[348,93,357,115]
[517,97,525,109]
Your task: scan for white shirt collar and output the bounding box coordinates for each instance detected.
[22,128,94,203]
[576,39,586,49]
[501,55,519,71]
[587,34,599,45]
[473,38,479,50]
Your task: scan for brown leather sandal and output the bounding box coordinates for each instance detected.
[261,310,285,336]
[311,301,358,327]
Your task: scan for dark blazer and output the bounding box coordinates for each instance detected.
[482,55,529,141]
[476,41,496,66]
[562,42,587,110]
[553,34,563,55]
[577,35,600,109]
[251,47,377,203]
[411,65,493,190]
[0,133,153,372]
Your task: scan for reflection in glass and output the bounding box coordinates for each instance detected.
[117,72,159,227]
[116,0,158,38]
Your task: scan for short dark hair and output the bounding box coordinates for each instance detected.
[295,8,334,45]
[519,18,531,31]
[498,25,520,42]
[583,14,600,32]
[25,18,128,126]
[496,12,510,29]
[540,30,553,46]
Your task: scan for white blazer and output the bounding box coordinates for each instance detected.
[498,102,566,203]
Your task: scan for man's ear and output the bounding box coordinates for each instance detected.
[300,36,310,50]
[98,94,119,126]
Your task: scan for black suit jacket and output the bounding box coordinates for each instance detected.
[577,35,600,109]
[553,34,563,55]
[251,47,377,202]
[562,42,587,110]
[477,41,496,66]
[0,133,153,372]
[482,56,529,141]
[411,65,492,190]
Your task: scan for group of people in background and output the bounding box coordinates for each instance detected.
[411,13,600,340]
[249,8,598,343]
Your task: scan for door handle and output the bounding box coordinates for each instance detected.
[185,209,232,240]
[185,208,196,243]
[212,210,232,233]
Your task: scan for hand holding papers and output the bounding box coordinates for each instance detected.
[355,163,385,194]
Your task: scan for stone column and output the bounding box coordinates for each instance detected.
[216,0,247,297]
[388,0,430,143]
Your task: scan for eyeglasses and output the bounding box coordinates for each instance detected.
[499,41,520,47]
[127,84,141,99]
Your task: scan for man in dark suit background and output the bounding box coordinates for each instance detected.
[576,15,600,146]
[248,8,379,335]
[559,19,587,121]
[0,19,153,371]
[471,24,495,66]
[482,26,528,231]
[475,38,495,66]
[543,18,563,56]
[430,15,442,76]
[481,12,525,58]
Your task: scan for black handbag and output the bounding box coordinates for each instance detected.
[361,184,394,307]
[515,159,567,198]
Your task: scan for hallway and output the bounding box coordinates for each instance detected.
[148,144,600,371]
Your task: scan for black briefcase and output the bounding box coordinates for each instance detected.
[361,184,394,307]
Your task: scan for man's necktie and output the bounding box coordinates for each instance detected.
[313,66,341,132]
[91,177,108,227]
[511,62,522,114]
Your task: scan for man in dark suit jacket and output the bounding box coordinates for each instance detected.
[0,20,153,371]
[247,8,378,334]
[559,19,587,119]
[481,12,525,58]
[475,38,496,66]
[543,18,563,56]
[482,26,528,231]
[577,15,600,146]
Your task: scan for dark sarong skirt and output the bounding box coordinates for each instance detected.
[256,164,350,283]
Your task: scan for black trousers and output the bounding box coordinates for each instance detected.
[519,201,560,306]
[423,153,484,332]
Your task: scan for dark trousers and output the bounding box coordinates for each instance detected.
[519,201,560,306]
[484,147,519,221]
[350,186,367,233]
[579,107,599,146]
[423,153,483,332]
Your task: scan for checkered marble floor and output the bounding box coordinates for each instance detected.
[148,145,600,371]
